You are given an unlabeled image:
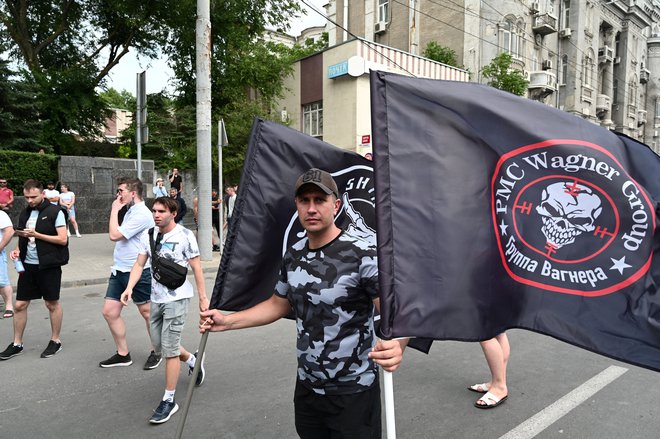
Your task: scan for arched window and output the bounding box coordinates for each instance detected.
[501,16,521,58]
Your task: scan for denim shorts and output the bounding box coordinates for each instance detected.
[0,252,9,287]
[150,298,190,358]
[105,268,151,305]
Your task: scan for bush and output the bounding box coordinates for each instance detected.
[0,151,59,193]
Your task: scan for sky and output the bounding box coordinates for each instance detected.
[106,0,328,95]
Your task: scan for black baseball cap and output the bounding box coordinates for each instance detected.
[295,168,339,198]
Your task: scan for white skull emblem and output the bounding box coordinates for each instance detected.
[535,181,603,248]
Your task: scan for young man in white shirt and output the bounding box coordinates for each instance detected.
[100,178,161,370]
[121,196,208,424]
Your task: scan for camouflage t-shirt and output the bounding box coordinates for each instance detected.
[275,230,379,395]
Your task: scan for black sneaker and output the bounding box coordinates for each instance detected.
[149,399,179,424]
[99,352,133,368]
[40,340,62,358]
[188,351,205,387]
[144,350,162,370]
[0,343,23,360]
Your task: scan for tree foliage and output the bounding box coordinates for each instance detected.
[423,41,459,67]
[481,52,529,96]
[0,60,47,151]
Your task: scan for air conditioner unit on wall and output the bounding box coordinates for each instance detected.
[559,28,572,38]
[542,60,552,70]
[530,1,539,14]
[614,56,621,65]
[374,21,387,34]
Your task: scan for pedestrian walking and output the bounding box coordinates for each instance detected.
[100,177,161,370]
[0,179,68,360]
[0,209,14,318]
[121,196,208,424]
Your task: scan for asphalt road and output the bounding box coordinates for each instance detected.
[0,277,658,439]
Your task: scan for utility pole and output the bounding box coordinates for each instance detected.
[136,71,148,179]
[196,0,212,261]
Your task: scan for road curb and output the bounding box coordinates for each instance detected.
[11,265,220,290]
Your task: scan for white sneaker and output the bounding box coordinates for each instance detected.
[67,230,71,237]
[76,232,82,238]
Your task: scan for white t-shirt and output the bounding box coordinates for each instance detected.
[24,209,66,264]
[0,210,11,256]
[112,201,154,272]
[59,191,74,205]
[138,224,200,303]
[43,189,60,205]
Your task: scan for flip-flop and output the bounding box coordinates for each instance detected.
[2,309,13,318]
[468,383,490,393]
[475,391,508,409]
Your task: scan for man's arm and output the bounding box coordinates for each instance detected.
[188,256,208,312]
[200,294,290,332]
[369,298,409,372]
[20,224,67,246]
[0,226,14,251]
[108,197,127,241]
[6,191,13,207]
[120,253,148,305]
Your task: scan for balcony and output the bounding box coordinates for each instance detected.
[596,94,611,114]
[640,68,650,84]
[528,71,557,100]
[532,14,558,35]
[598,46,614,64]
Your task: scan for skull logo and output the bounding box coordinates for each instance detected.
[535,182,603,248]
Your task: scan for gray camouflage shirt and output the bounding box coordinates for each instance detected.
[275,230,379,395]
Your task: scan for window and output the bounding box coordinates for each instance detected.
[563,0,570,28]
[378,0,389,23]
[548,0,556,16]
[501,18,521,58]
[583,51,594,87]
[303,102,323,138]
[560,54,568,85]
[629,79,636,108]
[655,99,660,118]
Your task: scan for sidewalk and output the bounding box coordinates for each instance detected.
[7,233,222,289]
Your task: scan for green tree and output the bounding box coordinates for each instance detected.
[423,41,459,67]
[100,88,135,110]
[481,53,528,96]
[0,60,47,151]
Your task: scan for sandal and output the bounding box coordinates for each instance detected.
[468,383,490,393]
[3,309,14,318]
[475,391,508,409]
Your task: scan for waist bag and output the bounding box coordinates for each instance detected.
[149,228,188,290]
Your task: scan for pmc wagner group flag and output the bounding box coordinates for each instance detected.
[371,71,660,371]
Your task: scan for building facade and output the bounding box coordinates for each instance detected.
[276,38,468,153]
[324,0,660,155]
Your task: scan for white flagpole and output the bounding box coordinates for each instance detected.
[383,370,396,439]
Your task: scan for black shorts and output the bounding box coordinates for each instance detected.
[294,379,382,439]
[16,263,62,301]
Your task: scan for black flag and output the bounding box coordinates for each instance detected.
[371,71,660,371]
[210,119,375,311]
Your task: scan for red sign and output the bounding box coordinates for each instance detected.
[361,135,371,145]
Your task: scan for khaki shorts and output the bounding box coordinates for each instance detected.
[150,298,190,358]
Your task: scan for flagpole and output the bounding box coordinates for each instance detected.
[383,370,396,439]
[175,331,209,439]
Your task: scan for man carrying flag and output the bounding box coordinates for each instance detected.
[201,168,408,438]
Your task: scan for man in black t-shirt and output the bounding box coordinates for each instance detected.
[168,168,183,192]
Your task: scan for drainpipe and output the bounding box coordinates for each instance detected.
[409,0,417,55]
[344,0,349,42]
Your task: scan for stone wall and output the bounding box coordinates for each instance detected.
[7,156,201,234]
